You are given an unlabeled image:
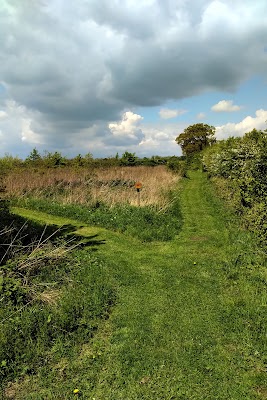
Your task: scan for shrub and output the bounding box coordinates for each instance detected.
[202,129,267,245]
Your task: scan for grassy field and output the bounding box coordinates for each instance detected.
[1,170,267,399]
[3,165,179,208]
[5,166,182,242]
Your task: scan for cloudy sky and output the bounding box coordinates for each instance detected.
[0,0,267,158]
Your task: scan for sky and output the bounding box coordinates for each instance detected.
[0,0,267,159]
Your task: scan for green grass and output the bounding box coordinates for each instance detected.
[2,170,267,399]
[13,191,182,242]
[0,247,116,385]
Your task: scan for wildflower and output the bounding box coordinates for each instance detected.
[73,388,80,394]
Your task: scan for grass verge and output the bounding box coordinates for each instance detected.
[0,213,116,398]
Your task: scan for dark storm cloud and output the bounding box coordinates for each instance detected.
[0,0,267,153]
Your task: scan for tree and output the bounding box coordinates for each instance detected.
[72,154,84,167]
[43,151,67,167]
[120,151,137,166]
[176,123,216,157]
[25,148,42,164]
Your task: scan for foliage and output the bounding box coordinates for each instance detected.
[176,123,216,157]
[25,148,42,164]
[120,151,137,166]
[202,128,267,244]
[70,153,94,167]
[0,154,23,172]
[1,150,184,170]
[43,151,68,167]
[24,149,68,168]
[167,158,187,176]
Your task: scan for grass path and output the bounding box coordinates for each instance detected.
[11,171,267,399]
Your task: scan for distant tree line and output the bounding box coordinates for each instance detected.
[0,123,218,173]
[0,149,185,170]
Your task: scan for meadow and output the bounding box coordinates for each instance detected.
[4,165,179,208]
[1,157,267,399]
[2,165,182,243]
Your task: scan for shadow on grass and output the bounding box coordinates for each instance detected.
[0,211,106,265]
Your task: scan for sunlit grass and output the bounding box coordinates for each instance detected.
[2,171,267,399]
[4,165,180,208]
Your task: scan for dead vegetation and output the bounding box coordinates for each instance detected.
[4,165,180,208]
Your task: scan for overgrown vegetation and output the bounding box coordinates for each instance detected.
[2,161,183,242]
[202,128,267,245]
[0,202,115,394]
[4,165,180,208]
[2,170,267,399]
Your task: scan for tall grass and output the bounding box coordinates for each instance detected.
[0,210,116,391]
[0,248,115,387]
[16,193,182,242]
[4,166,179,208]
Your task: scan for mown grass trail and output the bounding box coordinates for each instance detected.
[10,171,267,399]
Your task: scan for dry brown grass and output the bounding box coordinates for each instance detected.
[37,289,61,305]
[4,166,180,208]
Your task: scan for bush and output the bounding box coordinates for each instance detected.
[202,129,267,245]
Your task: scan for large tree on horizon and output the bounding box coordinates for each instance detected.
[176,123,216,157]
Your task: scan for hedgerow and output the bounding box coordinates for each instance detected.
[202,128,267,245]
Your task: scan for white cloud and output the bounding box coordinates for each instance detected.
[72,119,183,157]
[216,109,267,140]
[0,100,44,154]
[0,111,7,119]
[140,127,173,144]
[138,123,183,156]
[21,119,44,145]
[211,100,241,112]
[159,108,186,119]
[197,112,206,119]
[0,1,267,156]
[108,111,144,144]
